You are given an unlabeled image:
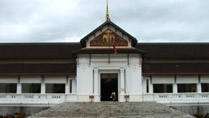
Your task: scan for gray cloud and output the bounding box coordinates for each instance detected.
[0,0,209,43]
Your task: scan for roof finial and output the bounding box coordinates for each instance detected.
[106,0,110,21]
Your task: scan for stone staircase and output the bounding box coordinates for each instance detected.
[28,102,194,118]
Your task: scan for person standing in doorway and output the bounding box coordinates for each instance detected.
[111,92,116,101]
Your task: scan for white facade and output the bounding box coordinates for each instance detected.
[0,73,209,106]
[0,21,209,106]
[76,54,142,102]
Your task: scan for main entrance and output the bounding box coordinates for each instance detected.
[101,73,118,101]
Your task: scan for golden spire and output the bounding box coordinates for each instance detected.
[105,0,110,21]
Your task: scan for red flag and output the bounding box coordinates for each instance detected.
[112,37,117,55]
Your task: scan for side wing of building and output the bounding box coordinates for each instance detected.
[137,43,209,104]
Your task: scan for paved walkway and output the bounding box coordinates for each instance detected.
[28,102,194,118]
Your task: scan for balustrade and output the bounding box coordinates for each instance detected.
[143,93,209,103]
[0,93,76,106]
[0,93,208,105]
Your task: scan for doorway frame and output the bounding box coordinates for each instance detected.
[99,70,120,101]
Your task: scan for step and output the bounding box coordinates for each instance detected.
[28,102,194,118]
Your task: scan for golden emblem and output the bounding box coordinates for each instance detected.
[102,30,115,45]
[90,29,128,46]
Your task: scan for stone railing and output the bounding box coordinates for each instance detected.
[143,93,209,104]
[0,93,77,106]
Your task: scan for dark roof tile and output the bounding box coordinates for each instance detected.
[0,63,76,74]
[0,43,81,60]
[137,43,209,59]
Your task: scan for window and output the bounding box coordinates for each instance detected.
[22,84,41,93]
[153,84,172,93]
[46,84,65,93]
[0,83,17,93]
[178,84,196,93]
[202,83,209,92]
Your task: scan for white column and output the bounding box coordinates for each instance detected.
[173,83,178,94]
[149,78,153,94]
[142,79,147,94]
[94,68,99,95]
[65,77,70,94]
[72,79,76,93]
[120,68,125,95]
[125,68,130,94]
[41,76,45,94]
[17,77,21,94]
[197,83,202,93]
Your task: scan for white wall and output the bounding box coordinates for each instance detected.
[72,79,77,93]
[20,76,41,83]
[0,77,17,83]
[77,54,93,95]
[201,76,209,83]
[45,76,66,83]
[152,76,174,84]
[177,76,198,83]
[76,53,143,102]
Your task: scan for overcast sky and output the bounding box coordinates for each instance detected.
[0,0,209,43]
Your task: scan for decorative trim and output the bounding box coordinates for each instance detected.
[90,29,128,47]
[120,67,125,73]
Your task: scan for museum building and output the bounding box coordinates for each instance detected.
[0,9,209,106]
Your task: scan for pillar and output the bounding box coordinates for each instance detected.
[65,76,70,94]
[72,79,76,93]
[197,83,202,93]
[41,76,45,94]
[142,79,147,94]
[120,68,125,95]
[173,83,178,94]
[197,76,202,93]
[149,77,153,94]
[17,76,21,94]
[94,68,99,95]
